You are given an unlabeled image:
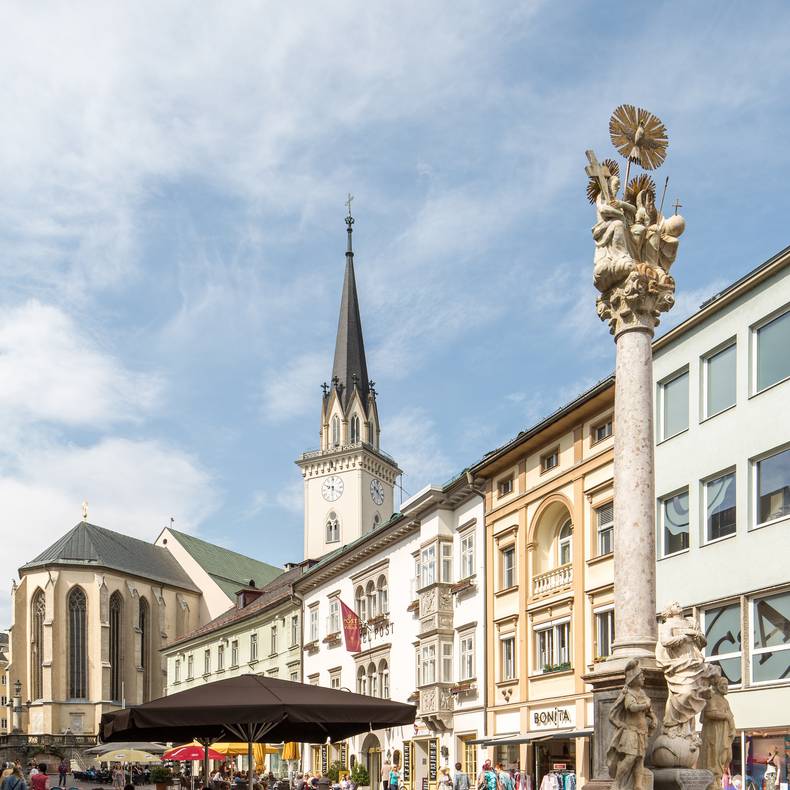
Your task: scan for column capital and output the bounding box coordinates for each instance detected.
[597,265,676,338]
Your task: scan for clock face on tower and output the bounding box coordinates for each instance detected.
[322,475,344,502]
[370,478,385,506]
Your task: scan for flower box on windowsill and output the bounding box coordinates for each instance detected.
[449,679,476,695]
[323,632,341,645]
[451,578,476,595]
[541,662,572,675]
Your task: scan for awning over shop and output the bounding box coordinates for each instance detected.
[472,729,593,746]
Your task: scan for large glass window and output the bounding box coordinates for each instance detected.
[501,637,516,680]
[460,532,475,579]
[421,644,436,685]
[661,371,689,440]
[595,609,615,659]
[501,546,515,589]
[756,310,790,392]
[536,621,571,672]
[752,590,790,683]
[459,634,475,680]
[662,489,690,555]
[440,543,453,583]
[441,642,453,682]
[597,502,614,556]
[421,545,436,586]
[558,520,573,565]
[309,608,319,643]
[705,343,737,417]
[705,472,736,541]
[68,587,88,699]
[756,447,790,526]
[703,603,742,685]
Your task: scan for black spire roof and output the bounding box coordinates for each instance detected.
[330,211,370,409]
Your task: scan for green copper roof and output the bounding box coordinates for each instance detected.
[167,528,282,599]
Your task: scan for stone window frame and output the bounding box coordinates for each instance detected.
[351,559,390,622]
[457,626,476,682]
[308,603,320,644]
[354,644,390,696]
[458,521,477,581]
[532,615,572,675]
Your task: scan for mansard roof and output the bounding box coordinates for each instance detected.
[21,521,200,592]
[164,528,283,600]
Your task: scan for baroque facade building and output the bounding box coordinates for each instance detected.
[471,381,615,790]
[653,246,790,784]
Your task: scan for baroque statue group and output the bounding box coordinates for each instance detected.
[586,106,736,790]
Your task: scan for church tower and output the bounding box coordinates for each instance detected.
[297,205,401,560]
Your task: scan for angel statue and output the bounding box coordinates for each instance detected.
[607,659,657,790]
[586,105,686,336]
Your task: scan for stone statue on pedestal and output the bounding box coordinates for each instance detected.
[699,669,736,790]
[607,659,657,790]
[652,603,718,768]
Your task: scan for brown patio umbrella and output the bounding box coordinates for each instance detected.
[100,674,416,790]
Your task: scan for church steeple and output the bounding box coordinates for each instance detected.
[330,197,370,408]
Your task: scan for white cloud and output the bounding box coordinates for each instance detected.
[260,352,327,423]
[385,407,454,498]
[0,300,160,429]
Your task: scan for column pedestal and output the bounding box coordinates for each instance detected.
[653,770,713,790]
[582,664,667,790]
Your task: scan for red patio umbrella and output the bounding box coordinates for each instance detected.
[164,742,226,762]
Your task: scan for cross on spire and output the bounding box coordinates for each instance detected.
[345,192,354,218]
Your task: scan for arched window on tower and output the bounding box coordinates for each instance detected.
[326,512,340,543]
[68,587,87,699]
[109,592,123,703]
[355,586,367,622]
[331,415,341,447]
[31,589,45,700]
[350,414,360,444]
[139,597,151,702]
[559,519,573,566]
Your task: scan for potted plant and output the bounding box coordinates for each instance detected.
[350,762,369,790]
[150,765,173,790]
[328,761,346,783]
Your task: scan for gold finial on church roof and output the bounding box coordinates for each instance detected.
[81,500,89,521]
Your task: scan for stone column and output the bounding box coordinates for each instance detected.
[612,325,657,661]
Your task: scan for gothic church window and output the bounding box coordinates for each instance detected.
[350,414,360,444]
[109,592,123,702]
[68,587,88,699]
[326,512,340,543]
[331,416,341,447]
[31,589,45,700]
[139,597,151,702]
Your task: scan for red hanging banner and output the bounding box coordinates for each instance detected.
[340,599,362,652]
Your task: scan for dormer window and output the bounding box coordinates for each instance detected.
[559,519,573,565]
[326,512,340,543]
[331,415,341,447]
[350,414,361,444]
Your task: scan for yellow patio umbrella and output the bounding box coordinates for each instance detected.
[94,748,161,764]
[210,743,278,771]
[282,743,301,762]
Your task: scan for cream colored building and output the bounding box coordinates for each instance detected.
[162,562,308,696]
[7,522,202,737]
[471,380,615,790]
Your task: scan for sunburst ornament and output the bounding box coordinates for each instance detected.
[609,104,668,170]
[625,173,656,204]
[586,158,620,204]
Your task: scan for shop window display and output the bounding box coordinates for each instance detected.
[703,602,742,685]
[752,590,790,683]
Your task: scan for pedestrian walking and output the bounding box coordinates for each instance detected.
[112,765,125,790]
[57,761,68,789]
[30,766,48,790]
[453,763,470,790]
[477,762,497,790]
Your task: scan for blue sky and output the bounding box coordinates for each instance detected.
[1,1,789,623]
